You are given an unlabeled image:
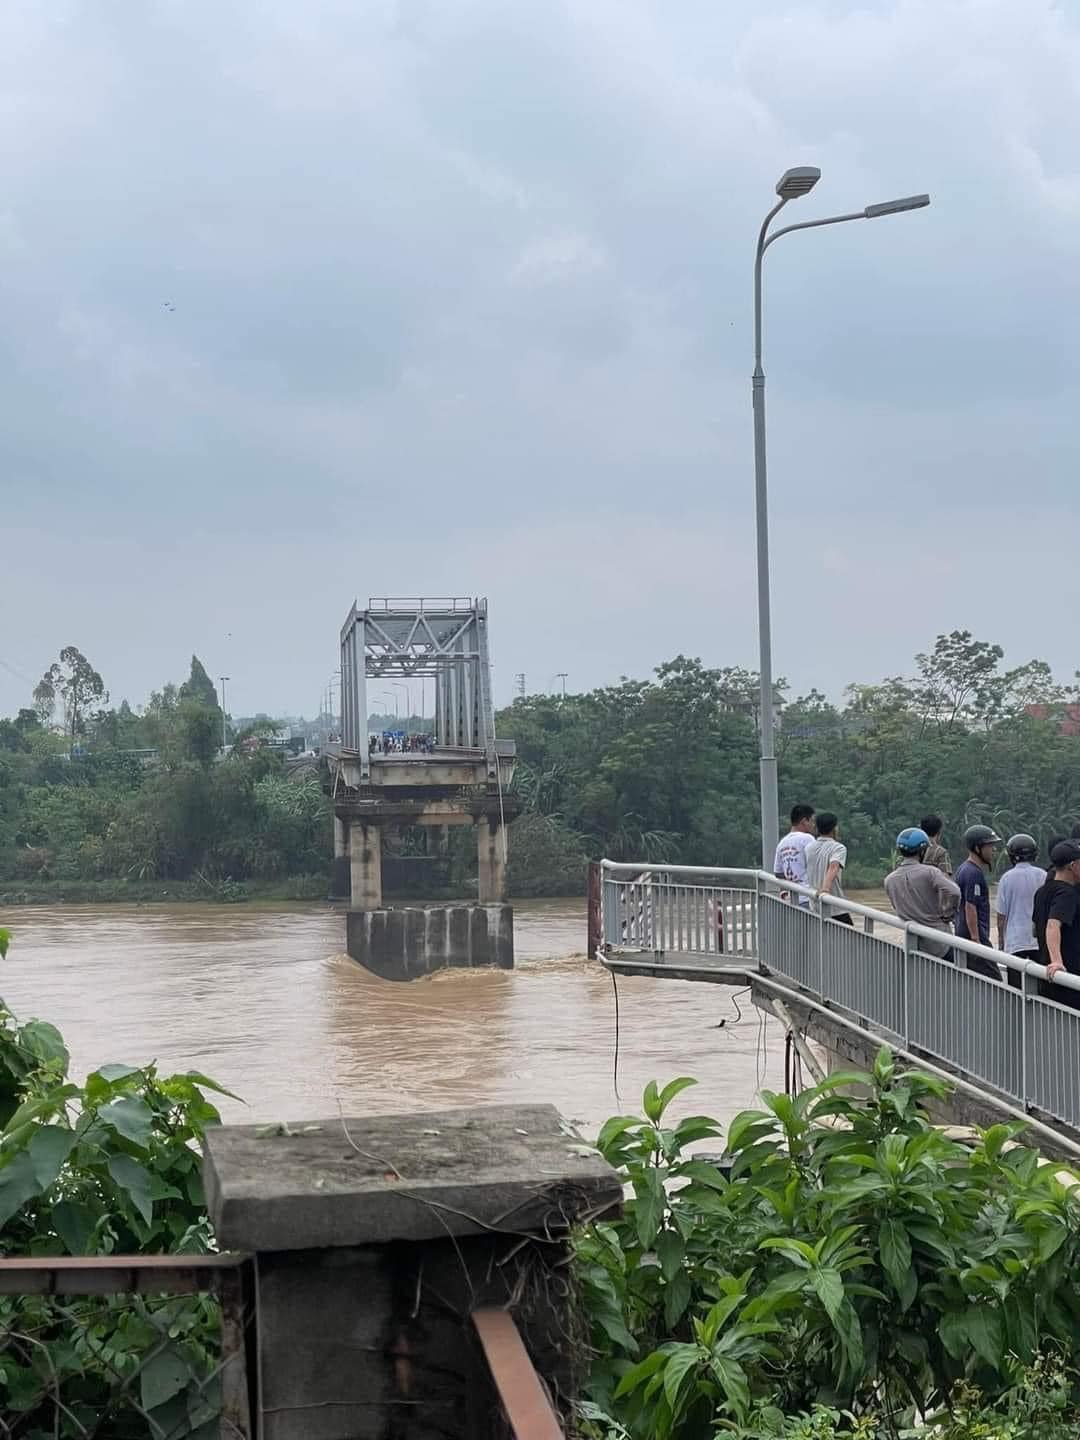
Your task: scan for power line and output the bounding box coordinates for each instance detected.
[0,657,35,688]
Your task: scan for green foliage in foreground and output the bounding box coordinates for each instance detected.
[0,995,232,1434]
[577,1052,1080,1438]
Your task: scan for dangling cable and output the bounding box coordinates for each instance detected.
[609,967,622,1104]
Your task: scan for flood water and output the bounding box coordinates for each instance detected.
[0,897,805,1138]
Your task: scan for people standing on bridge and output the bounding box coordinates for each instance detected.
[884,828,960,959]
[953,825,1002,980]
[920,815,953,876]
[773,804,815,906]
[1033,839,1080,1010]
[805,813,852,925]
[995,834,1044,991]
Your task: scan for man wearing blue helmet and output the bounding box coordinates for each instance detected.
[883,827,961,959]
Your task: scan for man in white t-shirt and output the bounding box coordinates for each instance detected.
[773,804,816,906]
[996,833,1045,991]
[805,812,852,925]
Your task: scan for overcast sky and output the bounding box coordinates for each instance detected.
[2,0,1078,720]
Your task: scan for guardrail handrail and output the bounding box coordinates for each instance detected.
[599,858,1080,992]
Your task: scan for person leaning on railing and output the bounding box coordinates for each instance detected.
[1033,839,1080,1010]
[883,828,961,960]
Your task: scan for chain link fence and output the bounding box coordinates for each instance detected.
[0,1256,253,1439]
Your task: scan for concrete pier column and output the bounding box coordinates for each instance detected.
[349,820,382,910]
[477,816,506,903]
[330,815,351,899]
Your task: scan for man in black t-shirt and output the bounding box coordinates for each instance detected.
[1033,840,1080,1009]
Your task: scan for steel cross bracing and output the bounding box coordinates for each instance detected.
[339,597,498,779]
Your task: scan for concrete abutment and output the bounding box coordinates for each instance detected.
[204,1103,622,1439]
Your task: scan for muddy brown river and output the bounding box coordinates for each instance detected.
[0,895,896,1137]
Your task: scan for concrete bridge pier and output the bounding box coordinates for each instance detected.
[348,820,383,910]
[477,816,506,903]
[330,816,351,900]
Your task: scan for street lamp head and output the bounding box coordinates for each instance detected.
[864,193,931,218]
[775,166,821,199]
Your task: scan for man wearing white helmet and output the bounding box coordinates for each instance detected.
[884,828,961,959]
[995,834,1044,990]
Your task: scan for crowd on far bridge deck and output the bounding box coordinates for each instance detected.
[774,804,1080,1011]
[369,731,435,755]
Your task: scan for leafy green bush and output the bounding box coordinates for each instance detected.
[577,1052,1080,1438]
[0,985,232,1434]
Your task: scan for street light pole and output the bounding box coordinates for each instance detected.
[218,676,230,752]
[751,168,929,869]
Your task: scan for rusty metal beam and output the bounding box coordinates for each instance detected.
[0,1252,251,1296]
[471,1307,564,1440]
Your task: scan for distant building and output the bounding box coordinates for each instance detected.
[1025,704,1080,736]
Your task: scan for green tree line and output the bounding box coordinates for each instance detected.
[3,631,1078,900]
[499,632,1080,892]
[0,653,330,899]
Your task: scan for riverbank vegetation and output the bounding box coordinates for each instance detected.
[0,932,231,1431]
[500,631,1080,892]
[577,1049,1080,1438]
[0,654,332,902]
[2,630,1079,901]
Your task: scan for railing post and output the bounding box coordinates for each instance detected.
[902,926,914,1049]
[587,862,602,959]
[1021,962,1033,1111]
[816,896,825,998]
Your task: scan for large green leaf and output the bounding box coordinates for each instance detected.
[0,1151,41,1229]
[613,1348,667,1398]
[108,1153,154,1225]
[661,1343,700,1412]
[811,1266,845,1322]
[655,1077,697,1118]
[28,1124,77,1189]
[663,1269,692,1330]
[180,1070,242,1101]
[709,1354,750,1418]
[140,1348,191,1412]
[726,1110,775,1152]
[0,928,9,959]
[879,1217,913,1296]
[966,1305,1004,1369]
[655,1227,685,1281]
[3,1085,78,1135]
[632,1169,665,1249]
[98,1095,155,1149]
[17,1020,69,1073]
[52,1198,100,1255]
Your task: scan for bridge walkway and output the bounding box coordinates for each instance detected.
[599,860,1080,1159]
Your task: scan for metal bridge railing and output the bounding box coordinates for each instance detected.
[599,860,1080,1142]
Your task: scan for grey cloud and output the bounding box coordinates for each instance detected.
[1,0,1078,718]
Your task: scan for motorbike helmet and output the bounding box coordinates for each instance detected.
[1005,833,1037,863]
[963,824,1002,853]
[896,827,930,857]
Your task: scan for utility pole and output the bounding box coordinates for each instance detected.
[750,167,929,868]
[514,673,526,702]
[218,676,230,752]
[556,672,567,699]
